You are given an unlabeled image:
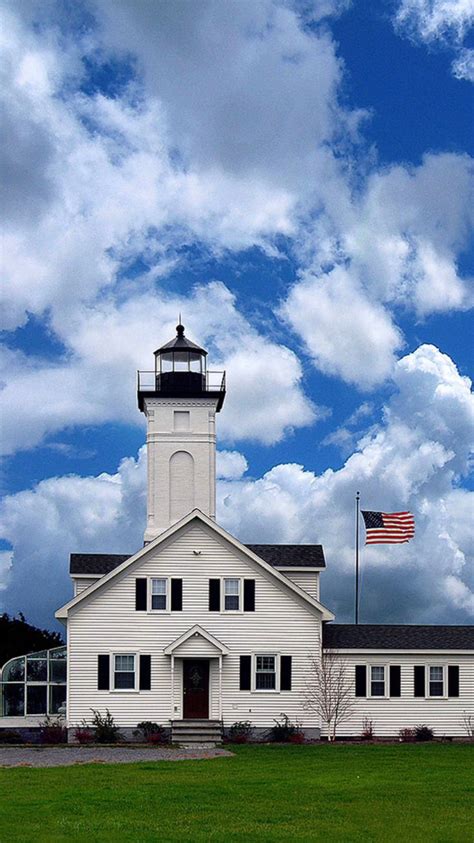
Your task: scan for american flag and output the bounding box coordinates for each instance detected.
[361,510,415,545]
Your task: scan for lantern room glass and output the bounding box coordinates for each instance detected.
[157,350,205,376]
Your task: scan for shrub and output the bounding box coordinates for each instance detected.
[89,708,120,743]
[74,727,94,744]
[361,717,375,741]
[414,724,434,742]
[398,727,415,743]
[288,731,305,744]
[0,729,24,744]
[135,721,167,742]
[228,721,254,744]
[39,716,67,744]
[147,732,168,745]
[268,713,303,743]
[461,711,473,738]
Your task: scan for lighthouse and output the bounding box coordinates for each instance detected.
[137,323,226,543]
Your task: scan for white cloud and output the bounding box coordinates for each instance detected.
[452,46,474,79]
[0,282,317,454]
[395,0,474,43]
[281,266,404,387]
[283,152,473,386]
[394,0,474,81]
[216,451,248,480]
[2,344,472,626]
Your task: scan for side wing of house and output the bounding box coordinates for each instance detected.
[63,518,327,734]
[323,625,474,738]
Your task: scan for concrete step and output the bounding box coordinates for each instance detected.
[171,719,223,746]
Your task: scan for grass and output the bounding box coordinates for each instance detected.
[0,744,472,842]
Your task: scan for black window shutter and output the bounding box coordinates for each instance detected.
[239,655,251,690]
[355,665,366,697]
[135,578,147,611]
[389,665,401,697]
[139,655,151,690]
[243,579,255,612]
[98,654,110,690]
[209,579,220,611]
[280,656,292,691]
[414,665,425,697]
[448,665,459,697]
[171,579,183,611]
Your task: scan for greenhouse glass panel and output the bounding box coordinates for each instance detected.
[1,684,24,716]
[27,658,47,682]
[50,660,66,683]
[26,685,47,715]
[49,647,67,660]
[50,685,67,714]
[2,657,25,682]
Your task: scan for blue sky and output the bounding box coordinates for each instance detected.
[1,0,473,629]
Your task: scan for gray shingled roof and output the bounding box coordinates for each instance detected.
[70,554,131,575]
[323,624,474,650]
[246,545,325,568]
[70,544,325,575]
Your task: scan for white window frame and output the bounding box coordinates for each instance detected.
[369,664,386,698]
[427,664,445,698]
[252,653,280,693]
[149,577,170,613]
[221,577,242,613]
[112,653,138,692]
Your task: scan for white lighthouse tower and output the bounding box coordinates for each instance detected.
[137,323,226,543]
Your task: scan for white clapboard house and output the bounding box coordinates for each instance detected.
[2,324,472,742]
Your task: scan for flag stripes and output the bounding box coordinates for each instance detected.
[361,510,415,545]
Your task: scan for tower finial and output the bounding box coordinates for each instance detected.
[176,314,184,337]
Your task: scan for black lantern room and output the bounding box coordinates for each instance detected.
[155,322,207,393]
[137,323,226,412]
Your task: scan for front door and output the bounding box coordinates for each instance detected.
[183,659,209,719]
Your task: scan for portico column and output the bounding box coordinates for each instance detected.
[218,655,223,721]
[171,655,175,719]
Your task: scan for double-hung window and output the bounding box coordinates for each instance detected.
[224,578,240,611]
[151,578,167,611]
[429,666,443,697]
[370,665,385,696]
[255,655,276,690]
[114,654,136,690]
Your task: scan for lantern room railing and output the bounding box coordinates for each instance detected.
[137,370,226,394]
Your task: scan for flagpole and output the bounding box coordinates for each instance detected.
[355,491,360,625]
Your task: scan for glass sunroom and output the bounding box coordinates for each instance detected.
[0,646,67,718]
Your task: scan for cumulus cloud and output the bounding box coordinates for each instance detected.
[281,267,404,388]
[218,344,474,621]
[216,451,249,480]
[283,153,473,386]
[0,282,317,454]
[2,344,472,626]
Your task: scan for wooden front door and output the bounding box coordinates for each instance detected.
[183,659,209,719]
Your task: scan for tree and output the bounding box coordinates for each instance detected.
[0,613,64,667]
[303,650,355,741]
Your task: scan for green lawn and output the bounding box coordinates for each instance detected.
[0,744,472,842]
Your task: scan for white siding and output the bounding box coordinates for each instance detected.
[73,578,99,596]
[283,571,319,600]
[67,521,322,729]
[322,651,474,738]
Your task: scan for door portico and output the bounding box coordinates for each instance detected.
[164,625,229,720]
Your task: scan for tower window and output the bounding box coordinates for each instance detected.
[174,411,190,431]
